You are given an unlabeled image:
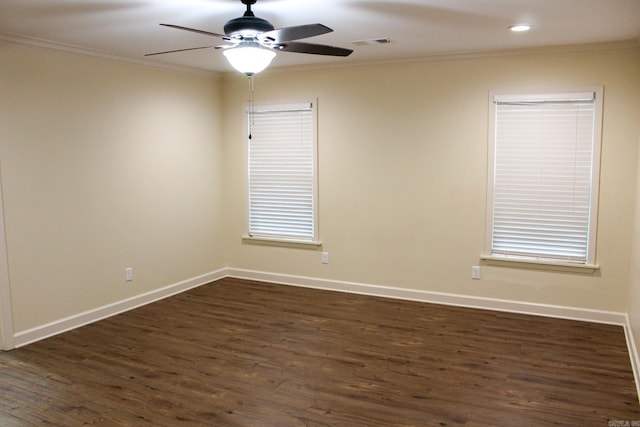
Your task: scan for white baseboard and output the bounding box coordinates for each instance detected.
[623,315,640,401]
[8,266,632,355]
[226,268,627,325]
[12,269,227,348]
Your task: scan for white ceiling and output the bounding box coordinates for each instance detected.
[0,0,638,74]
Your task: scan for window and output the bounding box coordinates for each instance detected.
[485,88,603,266]
[245,101,318,244]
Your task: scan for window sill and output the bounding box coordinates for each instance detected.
[480,255,599,274]
[242,235,322,250]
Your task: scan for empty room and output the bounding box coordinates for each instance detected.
[1,0,640,425]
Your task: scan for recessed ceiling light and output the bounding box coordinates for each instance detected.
[509,24,532,32]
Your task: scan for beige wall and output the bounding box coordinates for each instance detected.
[1,41,638,342]
[628,87,640,353]
[222,46,640,312]
[0,45,226,331]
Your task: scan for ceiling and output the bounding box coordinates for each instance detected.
[0,0,638,74]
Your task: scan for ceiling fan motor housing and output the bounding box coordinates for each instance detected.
[224,15,274,37]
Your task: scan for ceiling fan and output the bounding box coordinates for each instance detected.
[146,0,354,75]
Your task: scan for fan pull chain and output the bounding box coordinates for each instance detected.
[248,75,255,140]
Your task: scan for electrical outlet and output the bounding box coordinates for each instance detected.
[471,266,481,280]
[125,267,133,282]
[321,252,329,264]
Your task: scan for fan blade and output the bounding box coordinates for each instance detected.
[145,46,216,56]
[259,23,332,43]
[277,41,353,57]
[160,23,230,40]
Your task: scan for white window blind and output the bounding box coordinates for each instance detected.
[247,102,317,242]
[487,89,602,264]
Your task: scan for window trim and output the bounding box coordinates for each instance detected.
[243,100,321,247]
[483,86,604,269]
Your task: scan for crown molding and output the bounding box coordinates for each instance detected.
[1,31,637,79]
[0,32,220,79]
[262,39,640,76]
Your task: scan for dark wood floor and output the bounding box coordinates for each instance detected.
[1,277,639,426]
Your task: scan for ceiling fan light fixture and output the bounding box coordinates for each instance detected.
[223,44,276,75]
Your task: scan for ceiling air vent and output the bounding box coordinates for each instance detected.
[350,38,391,46]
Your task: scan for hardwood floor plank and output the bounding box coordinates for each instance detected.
[1,277,639,425]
